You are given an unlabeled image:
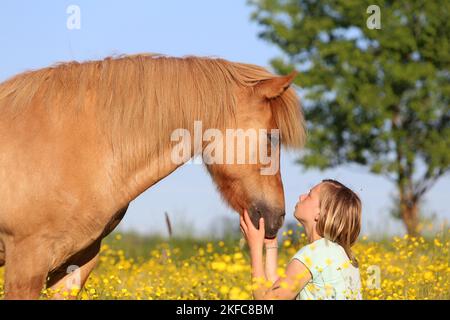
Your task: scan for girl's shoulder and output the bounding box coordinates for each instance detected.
[292,238,350,268]
[292,238,358,282]
[298,238,340,253]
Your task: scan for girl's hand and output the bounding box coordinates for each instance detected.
[240,209,265,252]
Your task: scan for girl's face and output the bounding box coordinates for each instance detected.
[294,183,321,224]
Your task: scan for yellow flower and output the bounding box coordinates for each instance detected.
[324,284,335,297]
[306,283,317,293]
[302,255,313,268]
[424,271,434,281]
[211,261,226,271]
[220,286,230,295]
[277,267,286,277]
[233,252,243,260]
[70,287,80,297]
[1,234,448,300]
[229,287,242,300]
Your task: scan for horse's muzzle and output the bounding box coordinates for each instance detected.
[248,202,285,239]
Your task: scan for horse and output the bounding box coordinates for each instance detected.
[0,54,306,299]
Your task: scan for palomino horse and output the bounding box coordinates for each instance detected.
[0,54,305,299]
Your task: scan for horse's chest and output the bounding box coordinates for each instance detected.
[101,204,129,238]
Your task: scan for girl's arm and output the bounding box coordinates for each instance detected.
[254,259,312,300]
[240,210,311,300]
[248,245,267,300]
[246,233,310,300]
[264,238,279,284]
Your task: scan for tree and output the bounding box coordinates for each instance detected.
[250,0,450,235]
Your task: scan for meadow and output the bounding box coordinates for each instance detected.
[0,227,448,300]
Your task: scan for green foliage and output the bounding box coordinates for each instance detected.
[249,0,449,214]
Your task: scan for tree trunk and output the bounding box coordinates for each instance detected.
[399,194,420,236]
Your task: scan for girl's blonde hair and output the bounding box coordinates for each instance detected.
[316,179,362,267]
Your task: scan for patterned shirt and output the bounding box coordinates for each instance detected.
[290,238,362,300]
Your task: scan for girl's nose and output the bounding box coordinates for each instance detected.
[300,194,306,202]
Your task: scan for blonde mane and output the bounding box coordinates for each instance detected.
[0,54,306,170]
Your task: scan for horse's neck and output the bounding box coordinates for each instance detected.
[113,145,187,204]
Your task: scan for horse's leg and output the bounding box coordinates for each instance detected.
[4,239,51,299]
[46,239,101,300]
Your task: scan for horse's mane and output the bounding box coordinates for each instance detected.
[0,54,306,170]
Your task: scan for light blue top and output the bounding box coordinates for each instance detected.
[290,238,362,300]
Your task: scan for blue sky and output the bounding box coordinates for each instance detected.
[1,1,448,237]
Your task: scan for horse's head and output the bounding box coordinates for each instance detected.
[205,71,303,239]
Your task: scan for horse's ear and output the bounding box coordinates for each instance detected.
[255,71,298,99]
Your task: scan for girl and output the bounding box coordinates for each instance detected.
[240,179,362,300]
